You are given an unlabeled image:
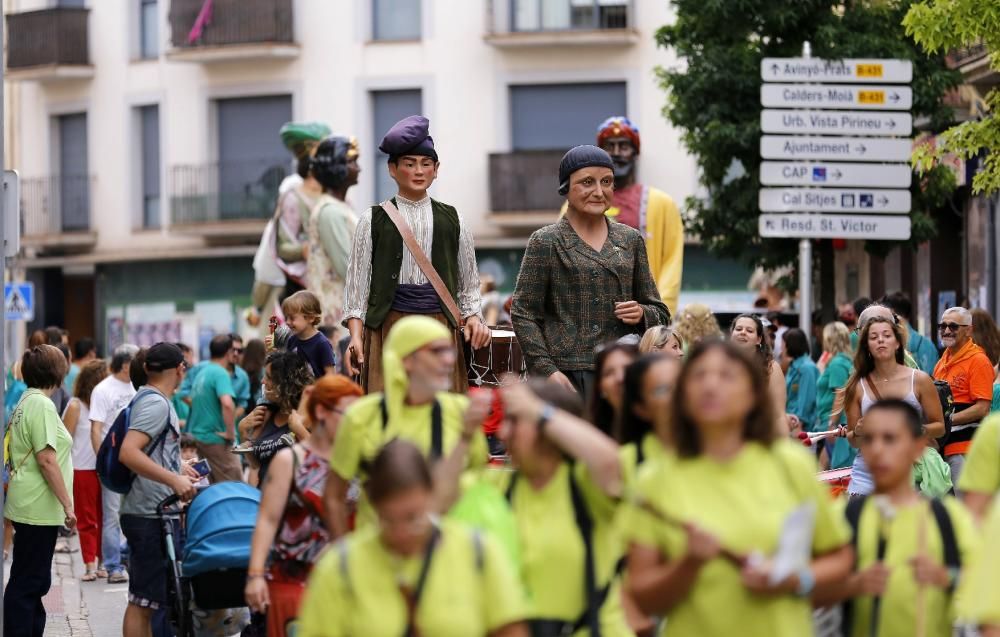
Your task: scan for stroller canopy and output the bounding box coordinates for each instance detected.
[183,481,261,577]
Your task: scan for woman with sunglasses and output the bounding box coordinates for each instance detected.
[620,353,681,482]
[842,316,944,497]
[297,439,529,637]
[623,340,852,637]
[245,374,362,637]
[729,313,787,435]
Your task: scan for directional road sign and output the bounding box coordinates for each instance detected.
[759,188,911,214]
[4,282,33,321]
[761,58,913,84]
[760,110,912,136]
[759,214,911,240]
[761,84,912,110]
[759,162,912,188]
[760,135,912,162]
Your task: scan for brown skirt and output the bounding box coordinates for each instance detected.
[361,310,469,394]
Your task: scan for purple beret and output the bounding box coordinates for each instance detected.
[378,115,438,161]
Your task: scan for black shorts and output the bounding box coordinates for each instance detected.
[121,514,179,609]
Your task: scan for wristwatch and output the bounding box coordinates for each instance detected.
[796,567,815,597]
[537,403,556,432]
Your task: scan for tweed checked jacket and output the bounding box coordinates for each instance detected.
[512,217,671,376]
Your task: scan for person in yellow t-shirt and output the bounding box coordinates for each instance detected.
[622,340,852,637]
[960,494,1000,635]
[816,399,979,637]
[324,315,490,536]
[494,379,631,636]
[957,413,1000,522]
[618,353,680,489]
[298,440,529,637]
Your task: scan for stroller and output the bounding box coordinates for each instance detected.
[157,482,261,637]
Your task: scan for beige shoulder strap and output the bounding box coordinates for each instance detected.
[380,199,463,326]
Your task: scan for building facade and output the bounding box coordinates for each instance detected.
[5,0,719,355]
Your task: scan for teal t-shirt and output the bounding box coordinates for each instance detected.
[186,362,235,445]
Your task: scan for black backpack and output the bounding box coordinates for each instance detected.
[933,379,956,445]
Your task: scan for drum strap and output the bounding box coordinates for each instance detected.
[380,397,443,461]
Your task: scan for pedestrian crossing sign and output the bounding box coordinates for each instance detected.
[4,283,34,321]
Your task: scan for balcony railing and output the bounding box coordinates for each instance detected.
[5,8,91,75]
[486,0,636,47]
[169,159,288,226]
[947,41,989,70]
[169,0,294,50]
[489,150,566,215]
[21,176,94,237]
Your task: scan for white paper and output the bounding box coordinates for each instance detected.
[769,501,817,584]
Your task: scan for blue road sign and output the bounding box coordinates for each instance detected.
[4,283,34,321]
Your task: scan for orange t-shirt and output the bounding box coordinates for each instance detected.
[933,339,994,405]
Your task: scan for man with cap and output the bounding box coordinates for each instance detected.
[249,121,331,329]
[562,117,684,313]
[343,115,490,393]
[513,145,670,395]
[118,343,198,637]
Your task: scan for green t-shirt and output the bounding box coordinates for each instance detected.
[297,520,528,637]
[5,389,74,526]
[186,362,235,445]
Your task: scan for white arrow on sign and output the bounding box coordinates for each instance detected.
[759,188,911,213]
[761,109,913,136]
[761,135,912,161]
[759,162,912,188]
[761,58,913,83]
[761,84,913,110]
[759,214,911,240]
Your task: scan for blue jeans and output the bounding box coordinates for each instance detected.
[101,485,124,573]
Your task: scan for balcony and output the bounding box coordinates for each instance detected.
[486,0,638,48]
[5,8,93,81]
[168,160,287,239]
[489,150,565,227]
[947,41,998,93]
[167,0,298,63]
[20,176,97,252]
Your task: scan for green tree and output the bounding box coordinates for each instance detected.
[658,0,960,280]
[905,0,1000,194]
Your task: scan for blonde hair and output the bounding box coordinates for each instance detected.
[822,321,852,357]
[281,290,322,326]
[673,303,722,347]
[639,325,683,354]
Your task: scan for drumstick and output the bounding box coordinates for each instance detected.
[634,498,747,567]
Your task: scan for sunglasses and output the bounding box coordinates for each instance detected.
[231,347,244,354]
[937,322,968,333]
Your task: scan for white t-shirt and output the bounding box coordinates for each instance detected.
[89,375,136,441]
[65,398,96,470]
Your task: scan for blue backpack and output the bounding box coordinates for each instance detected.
[96,389,170,494]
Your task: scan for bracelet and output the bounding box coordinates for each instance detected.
[796,567,815,597]
[246,570,266,578]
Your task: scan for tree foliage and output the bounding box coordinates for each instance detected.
[657,0,961,273]
[905,0,1000,194]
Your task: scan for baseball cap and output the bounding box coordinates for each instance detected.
[145,342,185,372]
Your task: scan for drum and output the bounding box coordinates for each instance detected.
[816,467,852,498]
[468,329,526,387]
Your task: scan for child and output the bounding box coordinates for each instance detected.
[281,290,336,378]
[817,399,979,637]
[180,434,210,488]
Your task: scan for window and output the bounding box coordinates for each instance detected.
[372,0,421,41]
[140,0,158,59]
[509,82,627,150]
[512,0,629,31]
[371,89,423,202]
[139,105,160,228]
[57,113,90,232]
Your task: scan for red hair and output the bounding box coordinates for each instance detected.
[307,374,363,421]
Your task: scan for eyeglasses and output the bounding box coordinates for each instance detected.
[232,348,244,354]
[937,322,968,333]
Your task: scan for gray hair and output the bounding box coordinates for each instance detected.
[110,343,139,373]
[942,306,972,325]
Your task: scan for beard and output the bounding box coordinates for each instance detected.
[612,159,635,180]
[941,336,956,348]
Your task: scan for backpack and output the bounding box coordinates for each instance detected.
[933,379,956,450]
[96,389,171,494]
[840,496,960,637]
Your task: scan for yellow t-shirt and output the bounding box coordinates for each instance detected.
[622,440,850,637]
[297,520,528,637]
[959,495,1000,626]
[491,463,632,636]
[330,391,489,528]
[618,433,666,492]
[957,413,1000,496]
[849,497,979,637]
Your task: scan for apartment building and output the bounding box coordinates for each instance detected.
[4,0,735,353]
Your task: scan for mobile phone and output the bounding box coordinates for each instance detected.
[192,459,211,478]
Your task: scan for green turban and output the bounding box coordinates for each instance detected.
[279,121,332,158]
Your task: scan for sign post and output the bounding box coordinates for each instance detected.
[759,42,913,336]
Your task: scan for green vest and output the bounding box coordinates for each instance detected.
[365,198,461,329]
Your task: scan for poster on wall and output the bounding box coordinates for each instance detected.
[194,300,235,360]
[125,303,180,348]
[105,306,126,353]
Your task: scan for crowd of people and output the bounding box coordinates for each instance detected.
[5,110,1000,637]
